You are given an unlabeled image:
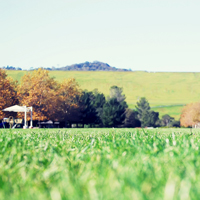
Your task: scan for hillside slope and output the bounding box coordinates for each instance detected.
[6,70,200,119]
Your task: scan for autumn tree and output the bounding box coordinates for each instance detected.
[18,68,58,121]
[0,69,18,119]
[180,102,200,127]
[55,78,82,122]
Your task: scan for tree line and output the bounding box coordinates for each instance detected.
[0,68,182,128]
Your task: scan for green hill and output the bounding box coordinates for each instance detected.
[6,70,200,120]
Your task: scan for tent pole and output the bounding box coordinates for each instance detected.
[30,107,33,128]
[24,106,27,129]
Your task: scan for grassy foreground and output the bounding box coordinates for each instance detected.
[1,128,200,200]
[6,70,200,119]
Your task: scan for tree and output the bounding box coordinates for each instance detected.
[123,109,141,127]
[0,69,18,119]
[101,98,127,127]
[18,68,58,121]
[140,110,159,128]
[18,69,81,123]
[135,97,150,121]
[55,78,81,122]
[135,97,160,127]
[100,86,128,127]
[108,86,126,103]
[64,89,106,127]
[170,120,180,127]
[79,91,97,126]
[63,105,82,127]
[92,89,106,125]
[180,102,200,127]
[161,114,175,127]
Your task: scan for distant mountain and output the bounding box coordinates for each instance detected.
[1,62,131,71]
[54,61,131,71]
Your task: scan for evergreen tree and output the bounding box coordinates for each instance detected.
[135,97,150,121]
[101,98,127,127]
[135,97,160,127]
[80,91,97,126]
[140,110,159,127]
[108,85,126,103]
[92,89,106,124]
[123,109,141,127]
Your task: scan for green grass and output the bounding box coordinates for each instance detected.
[6,70,200,119]
[1,128,200,200]
[152,105,185,120]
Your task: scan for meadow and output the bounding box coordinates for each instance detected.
[1,128,200,200]
[6,70,200,119]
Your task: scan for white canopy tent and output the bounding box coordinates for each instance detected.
[3,105,33,128]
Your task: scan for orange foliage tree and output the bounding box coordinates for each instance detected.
[180,102,200,127]
[18,69,58,121]
[18,68,81,122]
[55,78,82,121]
[0,69,18,119]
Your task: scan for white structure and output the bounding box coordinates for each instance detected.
[3,105,33,129]
[193,123,200,128]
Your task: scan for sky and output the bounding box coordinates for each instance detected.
[1,0,200,72]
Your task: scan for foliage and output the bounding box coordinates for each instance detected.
[160,114,175,127]
[72,90,106,127]
[92,89,106,124]
[180,102,200,127]
[135,97,158,127]
[63,105,82,127]
[17,69,81,122]
[170,120,180,127]
[101,98,127,127]
[123,109,141,127]
[0,69,18,119]
[79,91,97,126]
[1,128,200,200]
[135,98,160,127]
[108,85,126,103]
[140,110,160,128]
[55,78,81,121]
[17,69,58,121]
[135,97,151,121]
[100,86,128,127]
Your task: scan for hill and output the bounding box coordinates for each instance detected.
[2,61,130,71]
[6,70,200,120]
[49,61,131,71]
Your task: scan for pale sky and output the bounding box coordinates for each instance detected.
[1,0,200,71]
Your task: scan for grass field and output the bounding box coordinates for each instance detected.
[1,128,200,200]
[6,70,200,119]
